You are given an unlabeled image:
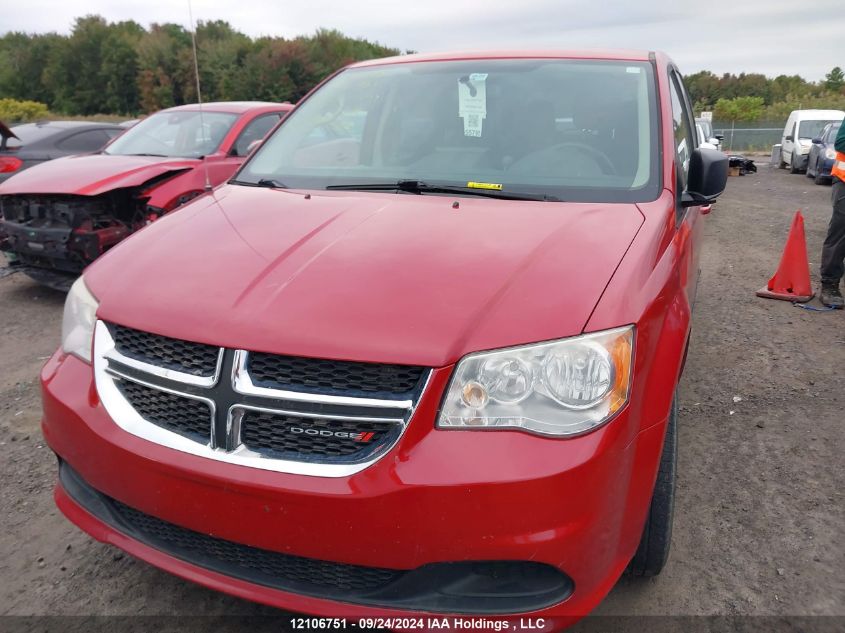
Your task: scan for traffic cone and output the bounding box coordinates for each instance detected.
[756,210,814,303]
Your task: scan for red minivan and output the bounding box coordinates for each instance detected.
[42,50,727,625]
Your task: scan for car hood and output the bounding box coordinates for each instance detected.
[0,153,198,196]
[88,185,644,367]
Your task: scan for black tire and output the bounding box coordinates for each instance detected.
[814,159,828,185]
[806,156,815,178]
[789,152,801,174]
[626,395,678,577]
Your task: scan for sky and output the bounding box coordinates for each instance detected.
[2,0,844,81]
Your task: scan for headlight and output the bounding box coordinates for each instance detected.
[826,148,836,159]
[438,326,634,436]
[61,276,99,363]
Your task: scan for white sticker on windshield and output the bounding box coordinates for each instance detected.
[458,73,487,137]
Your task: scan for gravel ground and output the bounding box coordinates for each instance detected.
[0,161,843,630]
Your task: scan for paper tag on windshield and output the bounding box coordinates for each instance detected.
[458,73,487,137]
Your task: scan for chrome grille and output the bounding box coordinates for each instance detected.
[93,321,430,477]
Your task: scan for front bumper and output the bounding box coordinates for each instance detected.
[42,351,668,620]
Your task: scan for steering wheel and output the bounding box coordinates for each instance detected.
[508,142,617,176]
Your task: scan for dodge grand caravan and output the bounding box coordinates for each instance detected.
[42,50,728,624]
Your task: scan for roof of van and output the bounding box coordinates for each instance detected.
[789,109,845,119]
[349,50,656,69]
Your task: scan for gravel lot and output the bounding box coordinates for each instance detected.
[0,161,843,629]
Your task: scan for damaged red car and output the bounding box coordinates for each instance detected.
[43,51,728,625]
[0,101,292,289]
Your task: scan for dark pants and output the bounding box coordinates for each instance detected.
[820,178,845,284]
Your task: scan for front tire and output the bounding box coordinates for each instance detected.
[790,152,802,174]
[626,395,678,577]
[814,159,828,185]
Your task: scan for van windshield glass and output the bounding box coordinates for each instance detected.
[798,120,838,140]
[237,59,660,203]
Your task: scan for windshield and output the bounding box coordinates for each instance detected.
[104,110,238,158]
[237,59,659,203]
[827,123,841,142]
[798,119,838,140]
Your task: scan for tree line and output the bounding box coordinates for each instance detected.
[686,68,845,122]
[2,15,844,123]
[0,15,401,116]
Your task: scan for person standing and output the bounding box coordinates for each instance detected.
[820,115,845,308]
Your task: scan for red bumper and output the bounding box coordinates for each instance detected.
[42,350,667,621]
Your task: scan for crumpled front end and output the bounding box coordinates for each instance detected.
[1,193,144,270]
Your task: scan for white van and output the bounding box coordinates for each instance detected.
[780,109,845,173]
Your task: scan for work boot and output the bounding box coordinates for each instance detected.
[820,282,844,309]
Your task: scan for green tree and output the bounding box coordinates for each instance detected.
[101,25,142,114]
[135,23,192,111]
[824,67,845,92]
[0,15,401,115]
[713,96,765,122]
[43,15,114,114]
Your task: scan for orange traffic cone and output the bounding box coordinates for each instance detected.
[756,210,814,303]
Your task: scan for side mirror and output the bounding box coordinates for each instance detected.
[714,133,724,141]
[811,137,822,144]
[681,148,729,207]
[246,139,263,154]
[708,137,720,145]
[785,135,794,142]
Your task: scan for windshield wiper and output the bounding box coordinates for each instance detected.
[230,178,289,189]
[257,178,288,188]
[325,180,559,202]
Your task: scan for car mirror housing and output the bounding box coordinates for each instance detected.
[681,148,728,207]
[811,137,822,144]
[785,135,794,142]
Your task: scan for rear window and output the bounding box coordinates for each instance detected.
[239,59,660,203]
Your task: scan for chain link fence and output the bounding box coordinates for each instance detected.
[712,120,784,152]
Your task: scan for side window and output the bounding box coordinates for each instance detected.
[233,114,282,156]
[668,71,695,189]
[57,129,111,152]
